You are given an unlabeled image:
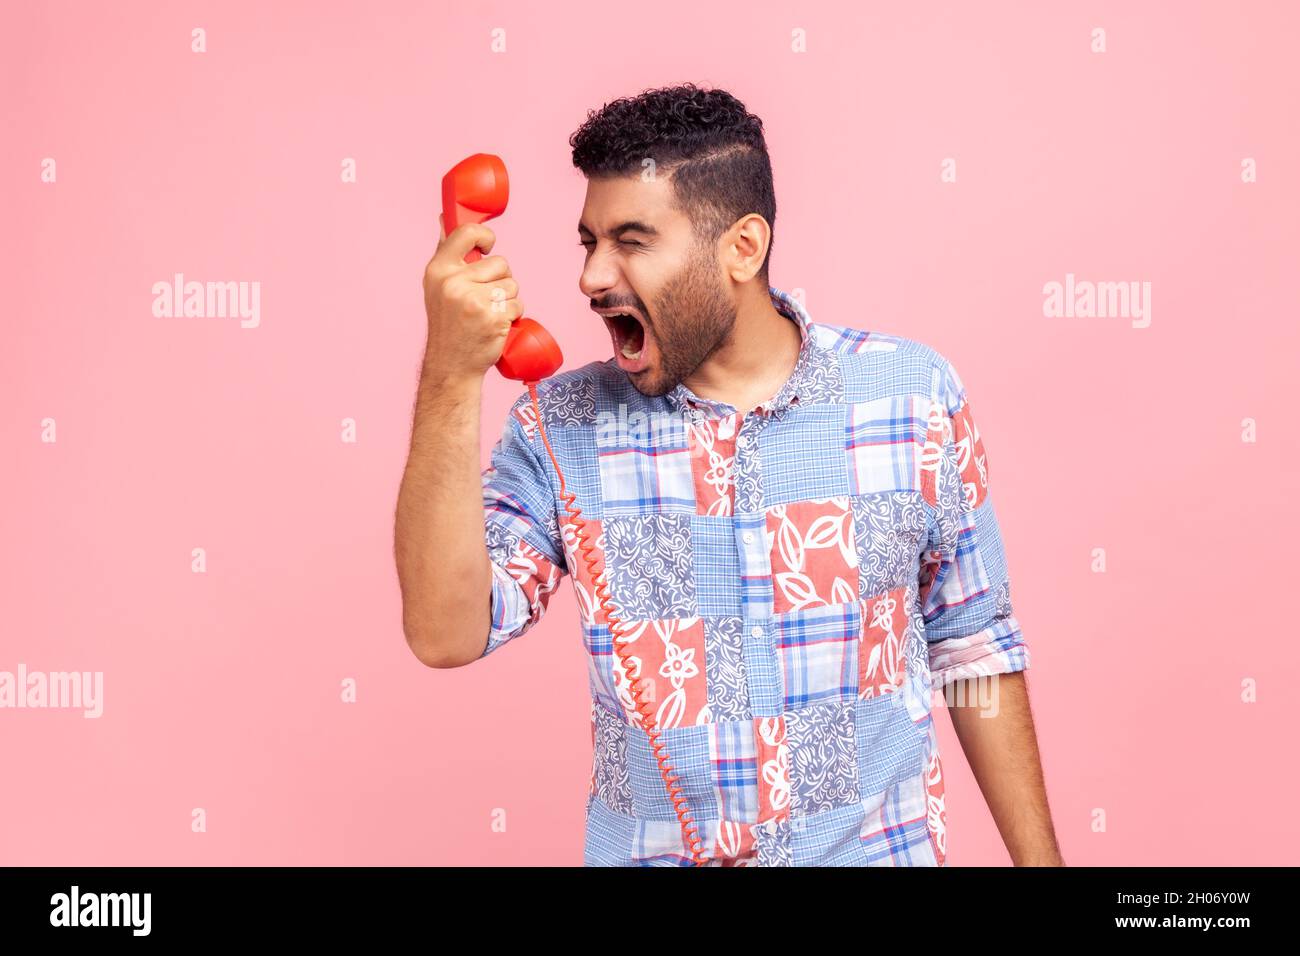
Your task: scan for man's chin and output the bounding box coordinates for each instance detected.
[625,366,675,398]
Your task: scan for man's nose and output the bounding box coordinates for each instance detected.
[578,247,621,300]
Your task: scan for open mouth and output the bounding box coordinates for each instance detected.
[597,308,651,372]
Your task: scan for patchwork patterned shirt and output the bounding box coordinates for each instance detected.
[479,285,1030,866]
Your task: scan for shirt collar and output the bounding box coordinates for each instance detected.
[666,285,816,420]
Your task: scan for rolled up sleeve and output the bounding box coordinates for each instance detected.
[918,357,1029,689]
[479,397,568,658]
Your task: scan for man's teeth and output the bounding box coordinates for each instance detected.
[620,342,642,360]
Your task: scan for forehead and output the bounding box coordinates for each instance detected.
[577,174,690,235]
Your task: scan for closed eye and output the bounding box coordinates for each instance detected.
[578,239,644,248]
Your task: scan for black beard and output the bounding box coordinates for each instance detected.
[630,244,737,397]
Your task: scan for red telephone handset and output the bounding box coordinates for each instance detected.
[440,154,563,383]
[443,154,709,865]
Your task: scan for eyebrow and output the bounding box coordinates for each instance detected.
[577,219,661,239]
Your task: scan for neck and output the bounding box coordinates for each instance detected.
[681,287,802,413]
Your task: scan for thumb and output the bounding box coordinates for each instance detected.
[438,212,446,243]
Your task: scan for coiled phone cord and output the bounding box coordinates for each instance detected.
[527,382,709,866]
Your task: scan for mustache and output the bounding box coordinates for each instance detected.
[591,299,650,321]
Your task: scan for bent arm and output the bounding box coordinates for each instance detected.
[394,368,491,667]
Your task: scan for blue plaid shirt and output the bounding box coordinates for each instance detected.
[479,285,1029,865]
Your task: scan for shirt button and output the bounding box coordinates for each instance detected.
[750,625,763,639]
[737,434,751,449]
[742,531,755,544]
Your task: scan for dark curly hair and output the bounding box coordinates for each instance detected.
[569,83,776,281]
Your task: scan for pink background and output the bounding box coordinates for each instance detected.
[3,0,1297,865]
